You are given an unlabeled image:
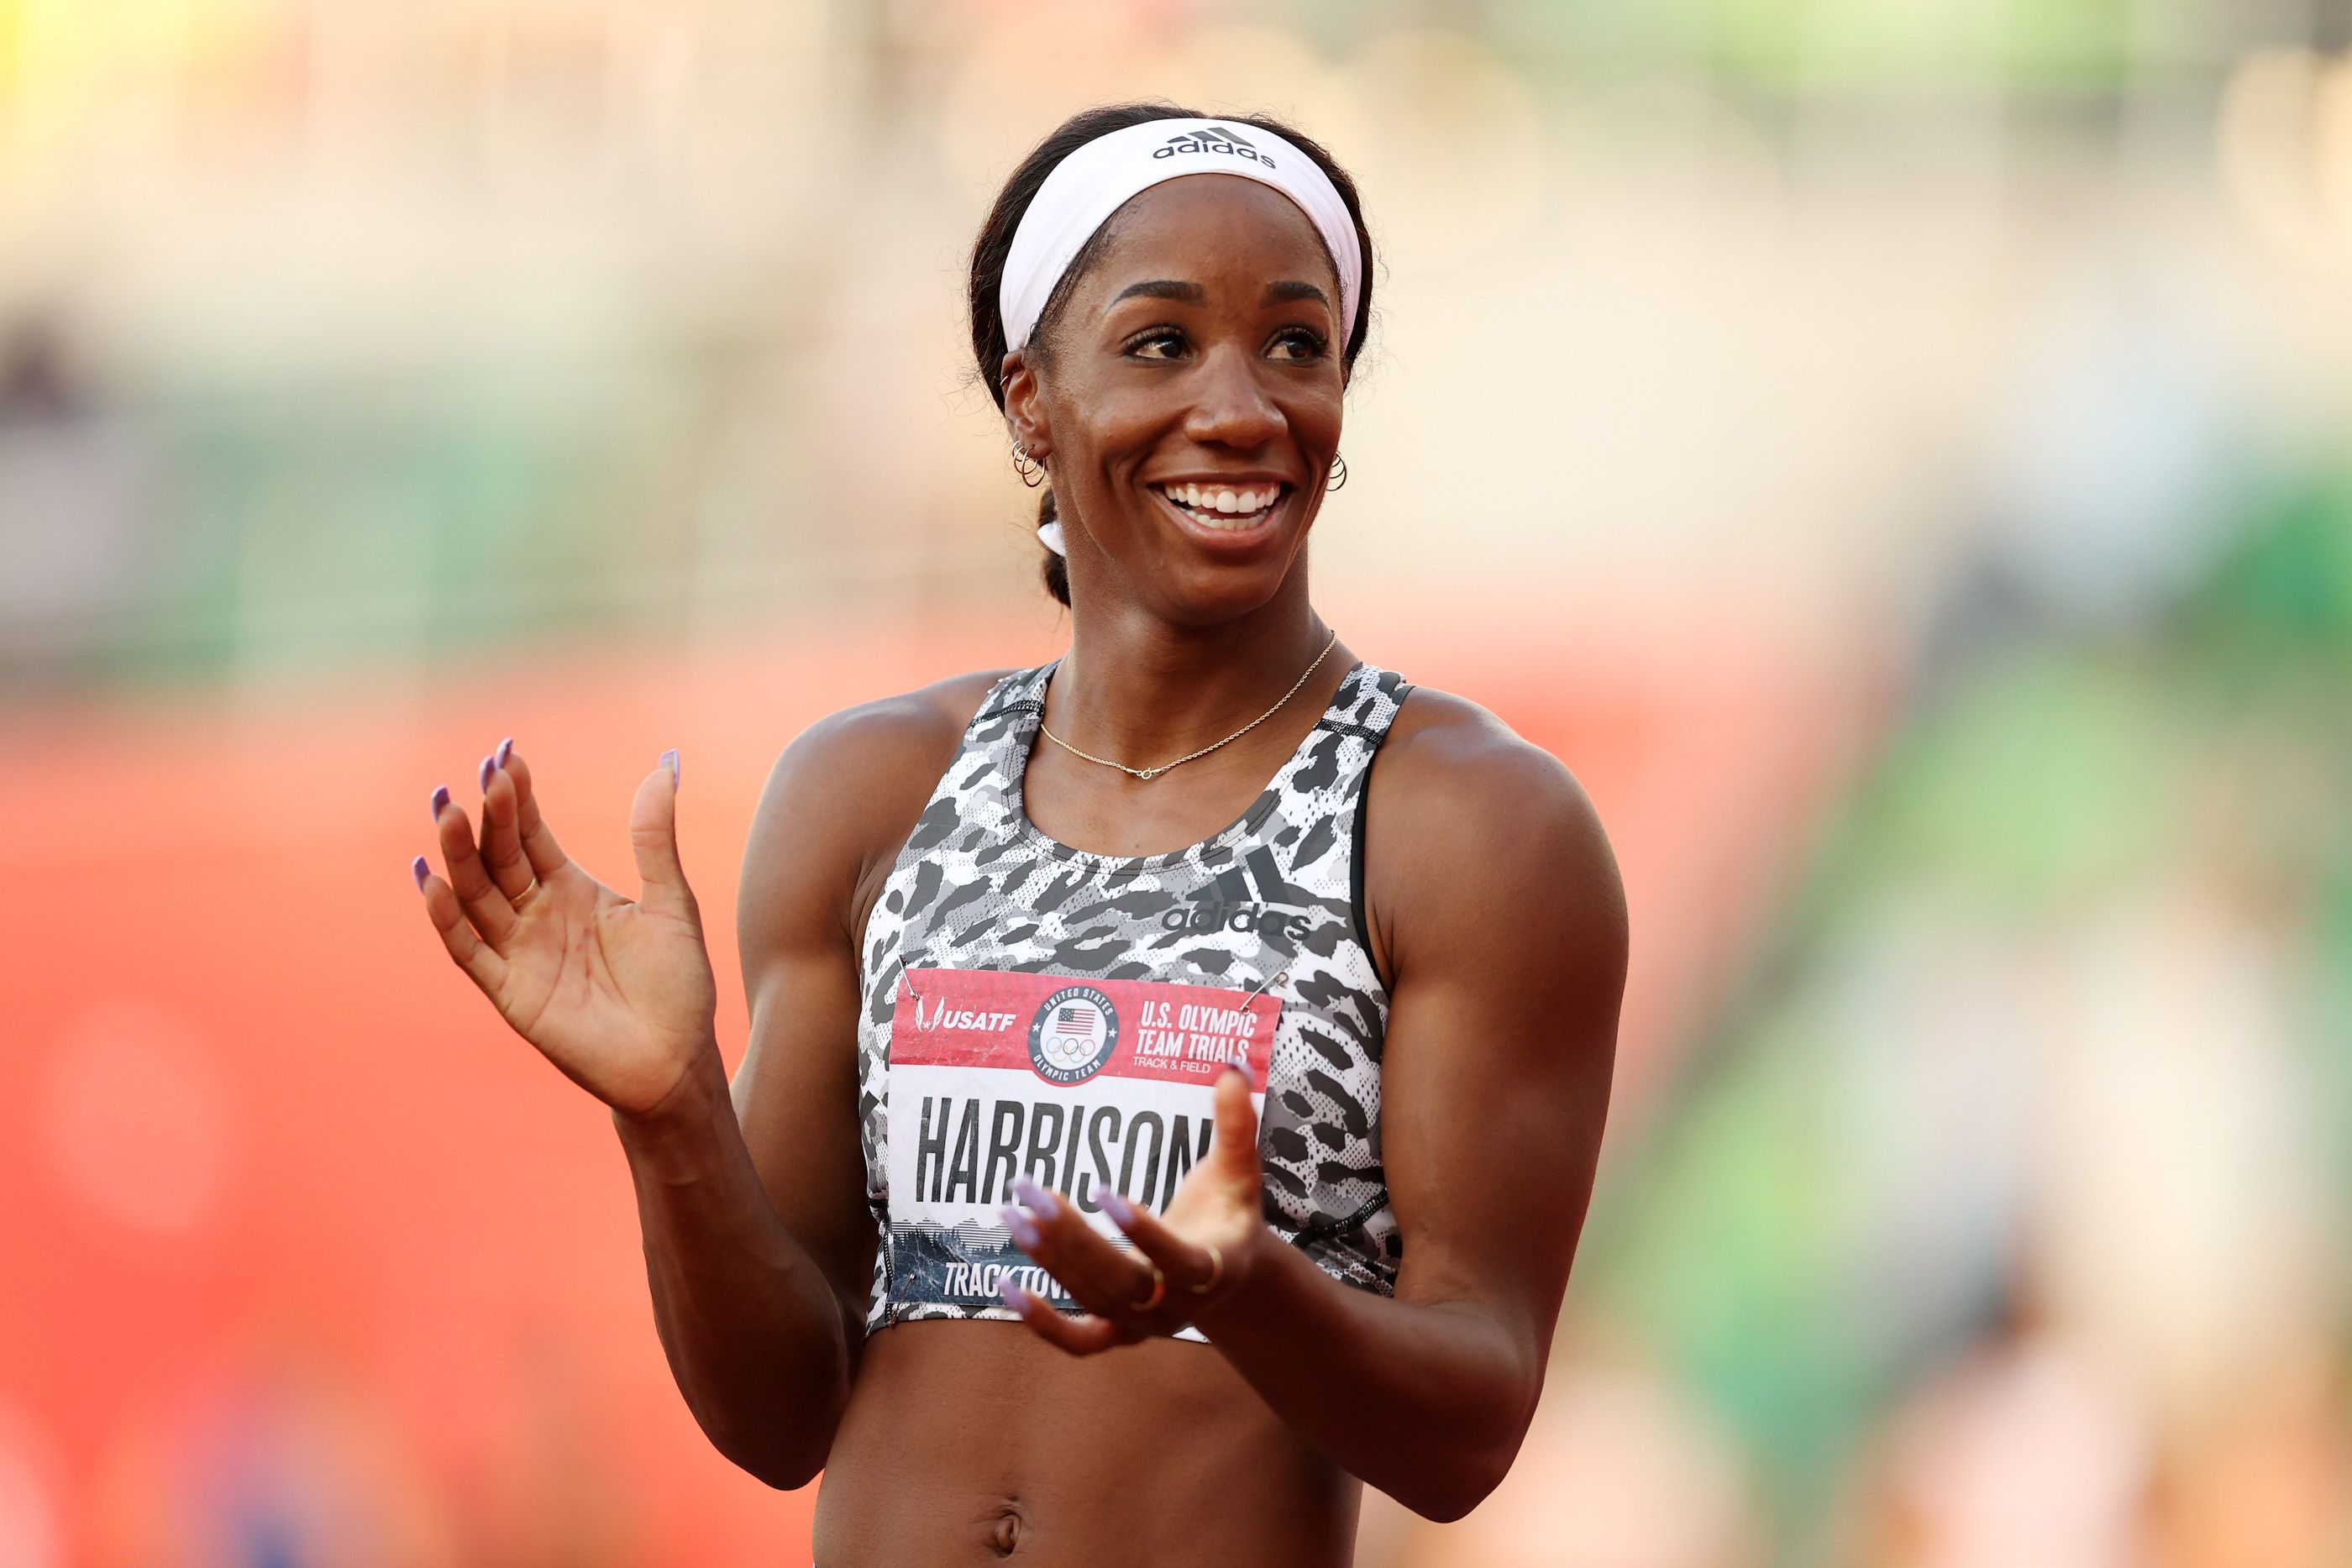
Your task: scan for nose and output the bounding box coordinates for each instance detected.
[1181,344,1285,451]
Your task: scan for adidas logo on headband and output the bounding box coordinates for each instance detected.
[1153,127,1276,169]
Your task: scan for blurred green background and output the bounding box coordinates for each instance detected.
[5,1,2350,1563]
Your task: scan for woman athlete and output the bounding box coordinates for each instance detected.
[412,103,1626,1565]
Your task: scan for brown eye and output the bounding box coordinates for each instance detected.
[1127,329,1186,360]
[1268,328,1328,362]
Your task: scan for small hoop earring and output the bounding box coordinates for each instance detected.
[1326,451,1347,492]
[1011,440,1045,488]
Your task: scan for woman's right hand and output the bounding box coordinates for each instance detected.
[412,742,720,1121]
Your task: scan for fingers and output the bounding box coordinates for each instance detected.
[1212,1065,1262,1183]
[475,739,537,905]
[431,784,518,947]
[975,1086,1267,1359]
[996,1282,1129,1356]
[627,751,698,927]
[495,745,572,883]
[1100,1190,1222,1294]
[1005,1177,1163,1322]
[413,855,509,996]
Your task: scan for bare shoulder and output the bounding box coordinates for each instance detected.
[739,667,1021,956]
[1363,683,1627,977]
[1375,685,1611,856]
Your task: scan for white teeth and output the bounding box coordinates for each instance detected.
[1142,481,1279,531]
[1158,481,1280,523]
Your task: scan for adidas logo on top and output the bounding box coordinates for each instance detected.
[1153,127,1276,169]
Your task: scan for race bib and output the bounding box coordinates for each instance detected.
[884,967,1278,1313]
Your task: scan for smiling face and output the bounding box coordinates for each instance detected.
[1001,175,1348,625]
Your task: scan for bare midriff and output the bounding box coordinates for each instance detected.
[811,1319,1360,1566]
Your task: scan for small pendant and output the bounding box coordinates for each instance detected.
[1135,766,1164,780]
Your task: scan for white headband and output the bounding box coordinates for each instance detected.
[1000,117,1361,357]
[1001,118,1362,558]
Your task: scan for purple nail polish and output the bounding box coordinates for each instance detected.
[496,737,513,767]
[1102,1191,1136,1226]
[1011,1177,1058,1219]
[999,1278,1027,1310]
[660,748,679,787]
[428,784,449,822]
[412,854,428,889]
[478,754,494,792]
[1004,1209,1041,1251]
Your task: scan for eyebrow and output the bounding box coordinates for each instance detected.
[1113,280,1207,305]
[1106,279,1331,309]
[1262,280,1329,307]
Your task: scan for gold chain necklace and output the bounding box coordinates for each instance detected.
[1037,627,1340,782]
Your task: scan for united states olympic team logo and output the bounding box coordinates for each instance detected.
[1027,985,1120,1085]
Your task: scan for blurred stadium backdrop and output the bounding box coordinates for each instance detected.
[5,0,2352,1563]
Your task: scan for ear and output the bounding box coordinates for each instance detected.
[1001,347,1052,462]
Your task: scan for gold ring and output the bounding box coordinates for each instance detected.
[1132,1267,1167,1313]
[1187,1243,1224,1295]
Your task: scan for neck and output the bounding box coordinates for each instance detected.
[1051,580,1336,763]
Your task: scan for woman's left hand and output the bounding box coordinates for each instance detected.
[996,1066,1268,1353]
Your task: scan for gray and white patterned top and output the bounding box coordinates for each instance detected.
[856,657,1413,1339]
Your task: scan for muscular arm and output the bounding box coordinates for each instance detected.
[1196,702,1625,1518]
[616,677,1000,1489]
[612,1035,851,1489]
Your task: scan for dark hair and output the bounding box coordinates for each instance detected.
[969,102,1377,606]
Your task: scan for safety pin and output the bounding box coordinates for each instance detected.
[1240,967,1291,1004]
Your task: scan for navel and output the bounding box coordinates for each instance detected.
[987,1501,1024,1556]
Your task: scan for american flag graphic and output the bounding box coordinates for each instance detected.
[1053,1005,1099,1036]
